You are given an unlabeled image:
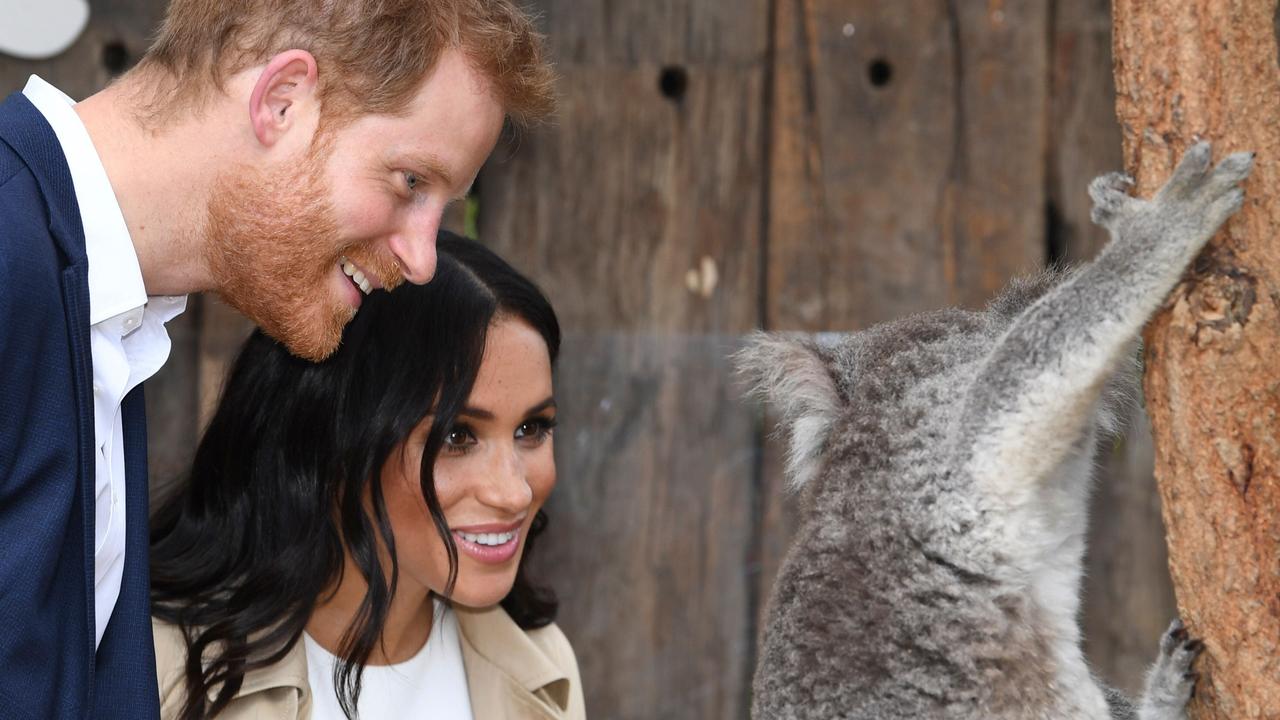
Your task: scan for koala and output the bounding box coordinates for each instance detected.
[737,142,1253,720]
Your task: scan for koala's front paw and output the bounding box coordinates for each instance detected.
[1088,142,1254,259]
[1152,141,1254,241]
[1137,619,1204,720]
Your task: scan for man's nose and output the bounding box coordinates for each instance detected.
[388,209,441,284]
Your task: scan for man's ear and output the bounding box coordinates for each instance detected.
[248,49,320,148]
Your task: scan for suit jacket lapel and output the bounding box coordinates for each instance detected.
[93,386,160,718]
[60,265,97,668]
[1,89,99,691]
[0,92,88,264]
[0,89,98,676]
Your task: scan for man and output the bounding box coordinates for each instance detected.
[0,1,554,717]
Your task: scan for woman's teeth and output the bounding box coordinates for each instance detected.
[340,256,373,295]
[457,530,516,546]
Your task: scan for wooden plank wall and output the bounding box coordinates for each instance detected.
[478,3,768,716]
[485,0,1175,713]
[0,0,1176,715]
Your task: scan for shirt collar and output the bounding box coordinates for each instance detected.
[220,606,571,715]
[21,74,181,324]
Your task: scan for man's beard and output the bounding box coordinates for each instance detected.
[204,144,398,362]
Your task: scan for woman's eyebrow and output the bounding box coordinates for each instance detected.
[457,407,494,420]
[525,397,556,416]
[457,397,556,421]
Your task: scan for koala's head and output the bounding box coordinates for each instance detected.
[736,270,1124,501]
[736,314,976,494]
[736,274,1078,497]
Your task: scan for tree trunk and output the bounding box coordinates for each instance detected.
[1112,2,1280,717]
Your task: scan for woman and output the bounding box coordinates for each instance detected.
[149,233,584,719]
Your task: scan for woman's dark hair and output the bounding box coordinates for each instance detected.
[150,232,562,720]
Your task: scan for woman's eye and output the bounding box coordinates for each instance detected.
[404,171,420,191]
[444,426,476,451]
[516,418,557,444]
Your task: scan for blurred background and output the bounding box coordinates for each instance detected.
[0,1,1177,717]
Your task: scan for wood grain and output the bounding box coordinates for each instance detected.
[477,1,769,715]
[1114,0,1280,716]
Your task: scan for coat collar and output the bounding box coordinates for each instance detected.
[223,604,570,717]
[227,637,310,702]
[0,91,87,266]
[455,604,571,718]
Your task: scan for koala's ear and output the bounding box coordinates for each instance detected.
[735,332,842,491]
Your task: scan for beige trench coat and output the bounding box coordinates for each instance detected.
[153,605,586,719]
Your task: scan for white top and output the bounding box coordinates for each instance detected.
[22,75,187,649]
[304,602,475,720]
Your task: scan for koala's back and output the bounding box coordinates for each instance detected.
[754,288,1083,719]
[747,145,1256,720]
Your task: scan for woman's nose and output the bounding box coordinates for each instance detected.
[478,445,533,513]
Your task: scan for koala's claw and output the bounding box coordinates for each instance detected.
[1088,172,1136,226]
[1159,618,1189,652]
[1156,143,1253,207]
[1159,619,1204,666]
[1212,151,1256,185]
[1139,619,1204,718]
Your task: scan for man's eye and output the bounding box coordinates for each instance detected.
[404,171,420,190]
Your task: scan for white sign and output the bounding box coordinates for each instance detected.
[0,0,91,60]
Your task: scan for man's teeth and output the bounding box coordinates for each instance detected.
[457,530,516,546]
[339,256,373,295]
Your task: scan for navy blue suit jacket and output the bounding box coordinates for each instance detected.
[0,91,159,719]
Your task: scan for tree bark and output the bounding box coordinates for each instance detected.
[1112,2,1280,717]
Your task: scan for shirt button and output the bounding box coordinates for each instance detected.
[122,311,141,332]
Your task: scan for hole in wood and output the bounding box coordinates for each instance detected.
[658,65,688,101]
[102,41,130,75]
[868,58,893,87]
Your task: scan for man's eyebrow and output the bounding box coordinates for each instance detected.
[403,153,474,202]
[403,152,455,188]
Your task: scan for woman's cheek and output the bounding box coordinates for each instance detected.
[431,461,466,511]
[530,449,557,507]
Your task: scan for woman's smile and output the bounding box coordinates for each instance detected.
[452,518,525,564]
[452,528,521,564]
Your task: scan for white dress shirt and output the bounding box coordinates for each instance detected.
[22,75,186,649]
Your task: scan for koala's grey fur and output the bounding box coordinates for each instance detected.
[738,143,1251,720]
